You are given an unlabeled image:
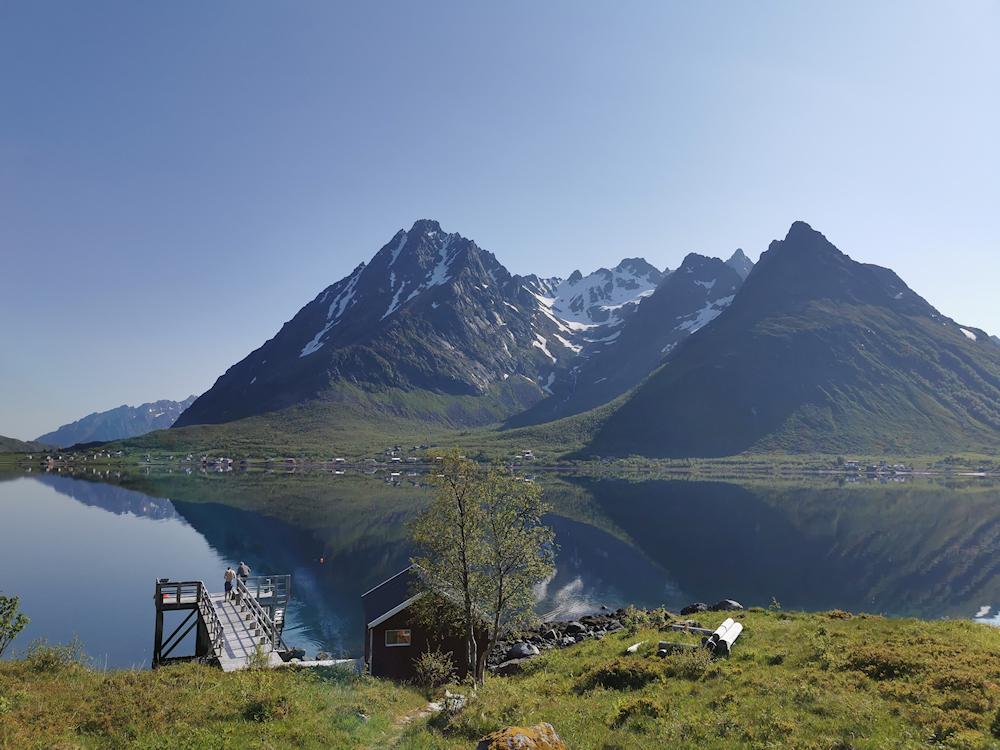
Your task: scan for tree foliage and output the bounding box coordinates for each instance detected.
[0,594,29,658]
[410,452,555,683]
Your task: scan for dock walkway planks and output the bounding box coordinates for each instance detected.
[209,593,284,671]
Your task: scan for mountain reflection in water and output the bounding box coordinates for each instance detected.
[2,471,999,668]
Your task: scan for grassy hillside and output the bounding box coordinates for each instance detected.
[0,646,426,749]
[5,610,1000,749]
[109,382,611,462]
[0,435,48,453]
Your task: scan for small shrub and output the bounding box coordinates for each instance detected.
[245,644,271,670]
[0,595,29,658]
[622,605,651,635]
[24,638,88,673]
[432,707,500,740]
[413,648,455,689]
[765,652,786,666]
[578,658,662,691]
[664,647,713,680]
[827,609,853,620]
[610,697,662,728]
[932,671,986,695]
[843,645,923,681]
[243,695,291,722]
[990,707,1000,739]
[648,607,672,629]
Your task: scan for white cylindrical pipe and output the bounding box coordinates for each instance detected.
[714,621,744,656]
[705,617,735,649]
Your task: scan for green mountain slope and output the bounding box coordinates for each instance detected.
[588,222,1000,457]
[0,435,49,453]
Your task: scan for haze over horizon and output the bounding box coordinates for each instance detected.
[2,0,998,440]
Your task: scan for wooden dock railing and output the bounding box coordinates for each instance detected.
[153,575,290,669]
[235,577,286,652]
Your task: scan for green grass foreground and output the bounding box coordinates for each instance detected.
[6,610,1000,749]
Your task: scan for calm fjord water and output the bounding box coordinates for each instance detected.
[1,471,999,668]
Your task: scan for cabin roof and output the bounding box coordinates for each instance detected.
[362,565,423,628]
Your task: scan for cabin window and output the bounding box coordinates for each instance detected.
[385,629,412,647]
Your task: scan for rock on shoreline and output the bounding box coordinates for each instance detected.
[489,601,743,673]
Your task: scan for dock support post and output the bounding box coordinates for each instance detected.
[152,608,164,668]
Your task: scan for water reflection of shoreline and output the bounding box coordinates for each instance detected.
[33,474,179,520]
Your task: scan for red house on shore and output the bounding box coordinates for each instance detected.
[362,565,487,681]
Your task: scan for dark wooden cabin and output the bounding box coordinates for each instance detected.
[362,565,487,681]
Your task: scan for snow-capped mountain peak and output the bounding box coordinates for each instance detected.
[542,258,665,329]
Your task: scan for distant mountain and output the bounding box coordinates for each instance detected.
[509,253,746,425]
[0,435,49,453]
[38,396,197,448]
[725,248,754,280]
[587,222,1000,457]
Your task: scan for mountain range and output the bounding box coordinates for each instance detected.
[175,220,752,433]
[166,219,1000,457]
[38,396,197,448]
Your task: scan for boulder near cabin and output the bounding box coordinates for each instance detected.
[362,566,487,681]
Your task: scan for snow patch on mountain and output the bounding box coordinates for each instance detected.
[533,334,556,363]
[960,327,978,341]
[301,268,363,357]
[388,231,408,266]
[425,235,458,287]
[545,260,663,328]
[676,295,735,334]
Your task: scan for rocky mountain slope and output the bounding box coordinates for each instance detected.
[175,221,722,430]
[587,222,1000,457]
[38,396,196,448]
[725,248,754,279]
[176,220,575,427]
[509,253,746,425]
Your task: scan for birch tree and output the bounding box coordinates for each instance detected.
[410,452,555,684]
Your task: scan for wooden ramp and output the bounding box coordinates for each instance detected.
[209,593,284,671]
[153,576,291,671]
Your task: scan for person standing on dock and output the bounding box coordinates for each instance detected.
[237,561,250,583]
[224,566,236,599]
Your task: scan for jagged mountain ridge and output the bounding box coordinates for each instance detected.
[587,222,1000,457]
[509,252,746,426]
[523,257,664,329]
[37,396,197,448]
[175,220,748,429]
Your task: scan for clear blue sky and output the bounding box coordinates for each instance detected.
[2,1,998,440]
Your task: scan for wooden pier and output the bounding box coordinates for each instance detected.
[153,575,291,671]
